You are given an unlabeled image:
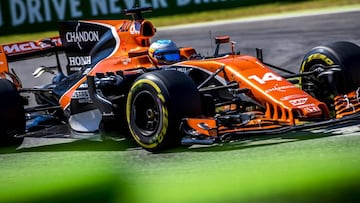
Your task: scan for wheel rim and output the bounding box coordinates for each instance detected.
[302,64,323,98]
[132,90,162,136]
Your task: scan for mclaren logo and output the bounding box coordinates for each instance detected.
[3,42,39,54]
[65,23,99,50]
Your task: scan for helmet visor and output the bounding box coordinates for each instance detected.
[163,53,180,61]
[154,50,180,62]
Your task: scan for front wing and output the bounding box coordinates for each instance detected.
[181,112,360,145]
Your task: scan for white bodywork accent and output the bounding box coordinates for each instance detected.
[69,109,102,132]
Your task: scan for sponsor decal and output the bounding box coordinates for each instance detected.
[173,67,189,73]
[68,56,92,66]
[304,106,321,113]
[3,41,40,54]
[121,58,131,65]
[296,103,318,109]
[3,38,61,55]
[65,22,100,50]
[129,21,141,35]
[65,31,99,43]
[72,89,103,103]
[69,66,82,72]
[265,85,296,93]
[289,98,308,106]
[280,94,308,101]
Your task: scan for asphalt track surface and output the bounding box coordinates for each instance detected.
[155,9,360,72]
[9,9,360,149]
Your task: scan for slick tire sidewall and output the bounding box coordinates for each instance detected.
[0,79,25,146]
[126,70,201,151]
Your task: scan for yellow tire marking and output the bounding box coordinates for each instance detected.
[126,79,169,149]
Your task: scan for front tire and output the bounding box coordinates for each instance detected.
[126,70,202,151]
[299,41,360,110]
[0,79,25,146]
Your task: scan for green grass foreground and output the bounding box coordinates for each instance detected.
[0,141,134,203]
[0,0,359,44]
[1,129,360,203]
[124,131,360,203]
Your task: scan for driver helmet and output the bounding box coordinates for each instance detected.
[148,40,180,64]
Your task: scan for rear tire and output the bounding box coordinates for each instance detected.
[299,41,360,110]
[0,79,25,146]
[126,70,202,151]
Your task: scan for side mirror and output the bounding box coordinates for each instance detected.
[214,36,231,57]
[214,36,230,45]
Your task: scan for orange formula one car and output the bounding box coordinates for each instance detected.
[0,7,360,151]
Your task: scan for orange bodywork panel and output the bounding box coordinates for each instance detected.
[180,55,329,126]
[59,54,154,109]
[0,45,22,88]
[186,118,218,137]
[180,47,197,59]
[0,45,8,74]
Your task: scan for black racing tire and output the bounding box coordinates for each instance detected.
[126,70,202,151]
[299,41,360,109]
[0,79,25,146]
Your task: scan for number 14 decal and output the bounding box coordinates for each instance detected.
[248,72,282,84]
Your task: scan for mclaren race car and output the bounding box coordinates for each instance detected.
[1,7,360,151]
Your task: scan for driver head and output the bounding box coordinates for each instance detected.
[148,40,180,65]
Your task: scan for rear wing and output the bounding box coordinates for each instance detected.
[0,37,62,87]
[1,37,62,62]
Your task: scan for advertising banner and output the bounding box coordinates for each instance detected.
[0,0,296,36]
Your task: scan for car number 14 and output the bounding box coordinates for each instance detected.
[248,72,282,84]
